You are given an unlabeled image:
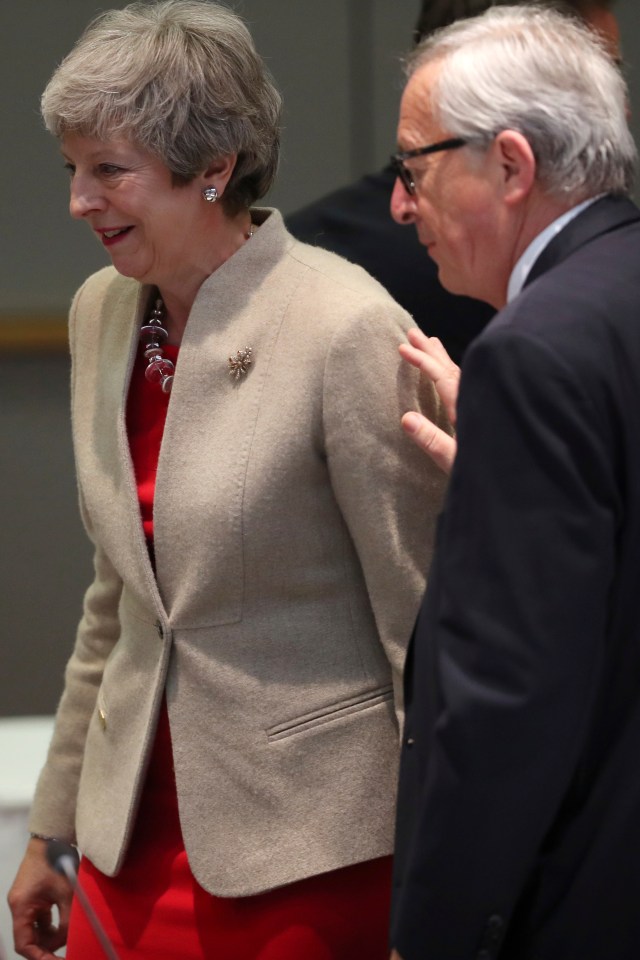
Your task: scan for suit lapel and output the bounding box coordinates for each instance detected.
[525,195,640,288]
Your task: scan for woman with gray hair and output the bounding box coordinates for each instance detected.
[7,2,445,958]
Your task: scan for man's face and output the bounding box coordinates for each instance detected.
[391,61,509,307]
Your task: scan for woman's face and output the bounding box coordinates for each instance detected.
[61,134,215,292]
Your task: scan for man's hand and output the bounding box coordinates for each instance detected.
[399,328,460,474]
[390,950,404,960]
[7,838,73,960]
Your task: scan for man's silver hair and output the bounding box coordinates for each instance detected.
[406,3,636,200]
[41,0,282,214]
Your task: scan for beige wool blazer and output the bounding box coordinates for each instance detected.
[30,209,447,896]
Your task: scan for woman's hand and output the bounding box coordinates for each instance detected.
[7,838,73,960]
[399,328,460,475]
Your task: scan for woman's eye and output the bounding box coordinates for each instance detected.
[99,164,122,176]
[64,162,76,177]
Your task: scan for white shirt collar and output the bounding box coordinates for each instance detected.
[507,195,604,303]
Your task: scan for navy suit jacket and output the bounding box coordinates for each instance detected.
[286,165,494,364]
[391,195,640,960]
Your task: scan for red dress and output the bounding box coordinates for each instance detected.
[66,343,393,959]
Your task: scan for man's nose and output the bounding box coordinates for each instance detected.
[390,176,417,225]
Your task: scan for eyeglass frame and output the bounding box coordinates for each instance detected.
[390,137,468,195]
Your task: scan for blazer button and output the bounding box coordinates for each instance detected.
[405,737,415,747]
[486,915,504,943]
[156,621,163,639]
[98,709,107,731]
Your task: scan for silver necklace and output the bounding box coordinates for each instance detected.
[140,298,174,394]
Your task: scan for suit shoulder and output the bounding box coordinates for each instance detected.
[488,222,640,360]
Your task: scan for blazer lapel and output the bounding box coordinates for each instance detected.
[73,272,165,615]
[151,210,297,626]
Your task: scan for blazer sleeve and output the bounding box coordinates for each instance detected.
[392,326,619,958]
[322,301,449,720]
[28,286,124,840]
[28,532,123,840]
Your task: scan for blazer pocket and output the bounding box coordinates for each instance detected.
[265,684,393,743]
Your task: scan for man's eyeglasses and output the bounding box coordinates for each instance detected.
[390,137,467,195]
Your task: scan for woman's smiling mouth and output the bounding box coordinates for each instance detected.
[98,226,134,245]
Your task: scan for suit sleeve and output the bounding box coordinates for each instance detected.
[322,301,449,721]
[392,326,619,958]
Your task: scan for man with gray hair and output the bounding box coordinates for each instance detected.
[388,5,640,959]
[287,0,620,365]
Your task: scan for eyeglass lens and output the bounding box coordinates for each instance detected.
[394,160,414,195]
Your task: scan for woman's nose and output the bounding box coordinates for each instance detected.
[69,175,105,219]
[390,176,418,225]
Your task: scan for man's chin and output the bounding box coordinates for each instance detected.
[433,261,462,296]
[425,249,480,301]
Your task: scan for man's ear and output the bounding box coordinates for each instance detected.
[493,130,536,205]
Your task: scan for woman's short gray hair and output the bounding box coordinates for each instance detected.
[41,0,282,213]
[406,4,636,200]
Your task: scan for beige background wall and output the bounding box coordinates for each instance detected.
[1,0,638,716]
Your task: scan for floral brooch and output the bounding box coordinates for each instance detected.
[228,346,253,380]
